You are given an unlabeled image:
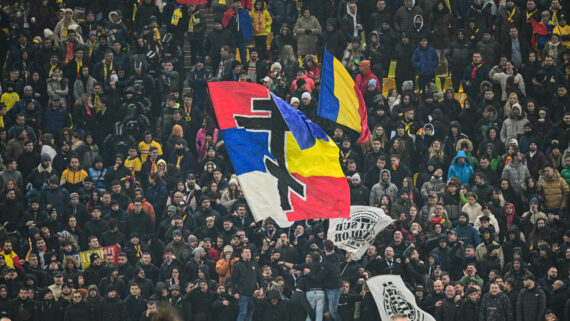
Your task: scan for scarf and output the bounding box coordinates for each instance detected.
[134,244,142,258]
[88,40,95,58]
[23,62,29,84]
[75,58,82,78]
[183,105,192,122]
[150,158,156,173]
[49,63,57,76]
[470,28,479,40]
[255,10,262,33]
[65,42,74,64]
[507,7,516,23]
[347,7,358,38]
[103,60,113,80]
[526,9,537,20]
[340,150,351,165]
[188,10,199,32]
[171,5,182,26]
[471,60,485,79]
[176,155,183,169]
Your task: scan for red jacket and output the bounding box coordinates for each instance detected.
[354,70,380,95]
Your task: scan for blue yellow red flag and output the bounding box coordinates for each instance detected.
[318,47,370,143]
[208,82,350,226]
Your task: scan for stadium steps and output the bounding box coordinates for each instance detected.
[182,7,214,94]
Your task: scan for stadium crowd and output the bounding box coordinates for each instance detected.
[0,0,569,320]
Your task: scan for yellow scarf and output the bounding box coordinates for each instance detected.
[176,155,183,169]
[134,244,142,258]
[507,7,516,23]
[103,60,113,80]
[526,9,537,20]
[188,10,200,32]
[49,63,57,76]
[76,58,83,77]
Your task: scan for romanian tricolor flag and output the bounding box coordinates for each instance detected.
[318,47,370,144]
[209,82,350,226]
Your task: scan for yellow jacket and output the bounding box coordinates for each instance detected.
[60,168,88,185]
[250,8,272,36]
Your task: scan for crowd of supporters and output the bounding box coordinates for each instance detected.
[0,0,570,321]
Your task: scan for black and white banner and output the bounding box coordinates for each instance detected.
[367,275,436,321]
[327,206,392,260]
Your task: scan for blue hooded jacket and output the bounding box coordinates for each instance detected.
[447,150,474,184]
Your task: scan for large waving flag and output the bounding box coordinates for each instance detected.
[318,47,370,144]
[209,82,350,226]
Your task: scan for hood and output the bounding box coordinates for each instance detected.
[480,80,492,92]
[406,0,416,9]
[449,120,462,135]
[380,169,392,183]
[510,103,522,117]
[108,11,122,25]
[455,138,473,153]
[454,151,470,163]
[413,14,424,31]
[504,202,515,216]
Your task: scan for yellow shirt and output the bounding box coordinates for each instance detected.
[1,92,20,111]
[124,157,142,177]
[138,141,164,163]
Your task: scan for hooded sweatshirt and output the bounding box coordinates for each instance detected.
[370,169,399,205]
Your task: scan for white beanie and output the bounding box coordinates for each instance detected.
[44,28,54,38]
[351,173,361,181]
[290,97,300,105]
[301,92,312,100]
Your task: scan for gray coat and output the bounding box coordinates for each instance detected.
[501,162,530,195]
[516,286,546,321]
[369,169,398,205]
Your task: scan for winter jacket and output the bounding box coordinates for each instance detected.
[516,286,546,321]
[540,170,569,209]
[479,291,513,321]
[429,8,453,50]
[490,70,526,101]
[370,169,399,205]
[354,70,380,95]
[293,15,321,56]
[394,2,423,34]
[453,223,481,246]
[267,0,297,27]
[476,37,500,67]
[231,259,261,296]
[250,7,272,36]
[445,38,473,71]
[350,183,369,205]
[421,176,446,201]
[412,44,439,76]
[448,151,474,185]
[501,162,530,195]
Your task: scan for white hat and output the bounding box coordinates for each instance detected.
[351,173,361,181]
[301,92,312,100]
[44,28,54,38]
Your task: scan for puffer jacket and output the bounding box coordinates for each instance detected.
[250,6,272,36]
[499,104,529,144]
[412,43,439,76]
[293,15,321,56]
[501,162,530,195]
[447,151,474,185]
[421,176,446,200]
[516,286,546,321]
[370,169,398,205]
[394,1,423,34]
[479,291,513,321]
[445,36,472,71]
[540,169,569,209]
